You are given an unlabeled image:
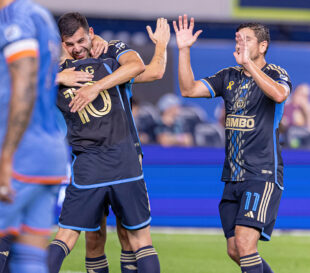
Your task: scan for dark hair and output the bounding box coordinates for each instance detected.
[58,12,89,38]
[236,23,270,55]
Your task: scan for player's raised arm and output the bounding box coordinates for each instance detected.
[0,43,38,202]
[134,17,170,83]
[234,32,290,103]
[173,15,211,98]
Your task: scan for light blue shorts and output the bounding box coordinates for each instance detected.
[0,179,59,237]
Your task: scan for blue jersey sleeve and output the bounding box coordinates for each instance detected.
[2,18,38,63]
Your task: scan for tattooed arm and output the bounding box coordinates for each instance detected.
[0,56,38,202]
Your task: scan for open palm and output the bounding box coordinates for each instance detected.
[233,32,250,65]
[173,15,202,49]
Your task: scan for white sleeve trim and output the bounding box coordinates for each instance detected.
[4,38,38,58]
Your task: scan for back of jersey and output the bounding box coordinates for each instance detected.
[0,0,68,181]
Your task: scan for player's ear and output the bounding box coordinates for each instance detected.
[89,27,95,40]
[259,40,268,55]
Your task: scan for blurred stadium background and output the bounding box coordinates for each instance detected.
[37,0,310,272]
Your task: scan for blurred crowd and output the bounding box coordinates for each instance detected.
[280,83,310,149]
[132,93,225,147]
[133,83,310,149]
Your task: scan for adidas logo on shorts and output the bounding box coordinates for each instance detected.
[244,211,254,218]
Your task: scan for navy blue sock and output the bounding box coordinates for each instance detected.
[0,235,13,273]
[47,239,70,273]
[135,246,160,273]
[120,250,137,273]
[10,243,48,273]
[262,258,274,273]
[240,252,263,273]
[85,254,109,273]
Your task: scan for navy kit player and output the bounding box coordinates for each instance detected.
[0,0,68,272]
[174,15,291,273]
[48,12,167,273]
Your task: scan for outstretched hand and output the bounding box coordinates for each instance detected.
[233,32,250,66]
[173,14,202,49]
[146,17,171,47]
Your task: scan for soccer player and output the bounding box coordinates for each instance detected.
[173,15,291,273]
[81,18,170,273]
[48,12,166,273]
[0,0,68,272]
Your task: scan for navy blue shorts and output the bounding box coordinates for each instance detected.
[219,180,282,241]
[59,179,151,231]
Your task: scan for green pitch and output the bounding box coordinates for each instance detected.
[60,231,310,273]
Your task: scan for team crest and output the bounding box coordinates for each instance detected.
[234,97,246,110]
[4,24,22,41]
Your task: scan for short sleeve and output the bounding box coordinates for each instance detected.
[267,64,292,93]
[101,40,135,62]
[3,20,38,64]
[199,69,227,98]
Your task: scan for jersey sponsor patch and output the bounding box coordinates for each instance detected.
[4,24,22,42]
[225,114,256,131]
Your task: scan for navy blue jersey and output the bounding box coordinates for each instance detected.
[200,64,292,188]
[57,58,143,187]
[58,58,127,151]
[100,40,143,156]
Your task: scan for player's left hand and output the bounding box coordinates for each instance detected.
[233,32,250,66]
[0,157,14,203]
[146,18,171,47]
[91,35,108,58]
[69,84,100,112]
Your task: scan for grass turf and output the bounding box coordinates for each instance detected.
[60,231,310,273]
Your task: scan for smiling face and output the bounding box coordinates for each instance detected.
[62,27,94,60]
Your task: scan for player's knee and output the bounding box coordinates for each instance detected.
[85,231,106,253]
[127,226,152,252]
[234,235,257,256]
[55,228,80,250]
[227,247,239,264]
[117,227,131,251]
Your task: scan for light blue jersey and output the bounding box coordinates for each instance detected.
[0,0,68,183]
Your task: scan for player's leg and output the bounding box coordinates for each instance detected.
[218,182,240,266]
[110,179,160,273]
[235,225,263,273]
[235,181,281,273]
[48,227,80,273]
[10,234,49,273]
[116,218,138,273]
[126,226,160,273]
[49,184,106,273]
[85,217,109,273]
[7,182,59,273]
[226,237,239,265]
